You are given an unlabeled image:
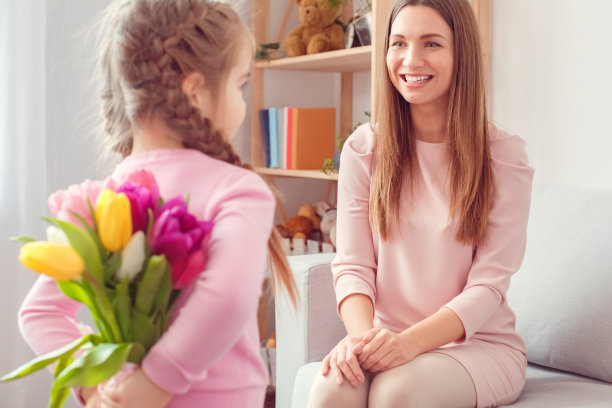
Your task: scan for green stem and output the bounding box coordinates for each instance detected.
[83,272,123,343]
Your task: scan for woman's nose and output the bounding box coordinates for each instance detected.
[402,46,423,68]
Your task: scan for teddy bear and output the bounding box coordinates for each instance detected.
[277,203,321,241]
[283,0,345,57]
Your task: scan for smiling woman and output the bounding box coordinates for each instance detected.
[306,0,534,407]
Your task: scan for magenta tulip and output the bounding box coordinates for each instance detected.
[116,181,159,233]
[149,196,213,288]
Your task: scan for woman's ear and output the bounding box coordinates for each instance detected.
[181,72,207,108]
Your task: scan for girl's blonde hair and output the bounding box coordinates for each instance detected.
[97,0,297,305]
[372,0,494,246]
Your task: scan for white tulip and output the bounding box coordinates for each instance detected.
[116,231,146,281]
[46,226,70,246]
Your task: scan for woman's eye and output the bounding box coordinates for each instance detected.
[425,41,441,48]
[390,41,405,48]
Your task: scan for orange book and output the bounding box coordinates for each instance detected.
[286,107,293,169]
[290,108,336,170]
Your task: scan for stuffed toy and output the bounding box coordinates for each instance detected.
[278,203,321,241]
[320,207,337,247]
[283,0,345,57]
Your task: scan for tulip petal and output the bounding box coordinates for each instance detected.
[98,191,132,252]
[116,231,146,281]
[19,241,84,281]
[171,250,205,288]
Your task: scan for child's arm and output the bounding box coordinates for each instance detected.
[19,275,86,357]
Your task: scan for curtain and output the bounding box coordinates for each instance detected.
[0,1,57,406]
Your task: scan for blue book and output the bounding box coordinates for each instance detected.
[268,107,280,168]
[258,109,270,167]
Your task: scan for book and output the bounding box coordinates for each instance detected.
[280,107,287,169]
[290,107,336,170]
[258,109,270,167]
[286,107,293,169]
[268,107,280,168]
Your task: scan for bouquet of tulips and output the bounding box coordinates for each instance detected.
[1,169,212,407]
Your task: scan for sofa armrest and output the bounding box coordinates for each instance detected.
[275,253,345,408]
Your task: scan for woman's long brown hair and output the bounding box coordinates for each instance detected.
[96,0,298,306]
[372,0,494,246]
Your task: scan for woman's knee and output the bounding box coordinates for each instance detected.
[368,354,476,408]
[307,372,369,408]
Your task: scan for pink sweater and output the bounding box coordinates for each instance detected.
[19,149,274,407]
[332,124,534,352]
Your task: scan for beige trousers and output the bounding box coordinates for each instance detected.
[307,352,477,408]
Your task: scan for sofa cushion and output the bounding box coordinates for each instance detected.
[292,362,612,408]
[507,184,612,383]
[500,364,612,407]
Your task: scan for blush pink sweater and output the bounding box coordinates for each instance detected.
[19,149,274,407]
[332,124,535,407]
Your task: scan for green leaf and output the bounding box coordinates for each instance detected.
[54,353,74,378]
[113,279,132,341]
[57,280,111,341]
[43,217,104,283]
[127,342,146,365]
[152,265,172,317]
[0,335,95,382]
[104,250,122,283]
[81,274,122,343]
[57,280,95,310]
[135,256,169,316]
[50,342,133,407]
[70,209,109,260]
[131,309,157,351]
[10,235,36,244]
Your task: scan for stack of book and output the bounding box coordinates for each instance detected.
[258,107,336,170]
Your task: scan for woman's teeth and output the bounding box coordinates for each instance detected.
[403,75,432,84]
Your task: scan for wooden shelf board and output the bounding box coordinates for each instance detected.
[255,167,339,181]
[254,46,372,72]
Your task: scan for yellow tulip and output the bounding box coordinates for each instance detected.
[96,189,132,252]
[19,241,84,280]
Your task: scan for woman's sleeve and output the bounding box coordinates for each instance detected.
[141,172,275,394]
[331,124,378,313]
[444,134,535,340]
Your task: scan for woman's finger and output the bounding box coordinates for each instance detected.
[336,345,360,388]
[361,342,393,371]
[321,352,332,376]
[358,331,386,364]
[345,348,365,386]
[369,350,397,372]
[361,328,381,343]
[329,351,344,386]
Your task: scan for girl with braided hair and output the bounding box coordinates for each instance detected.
[18,0,297,407]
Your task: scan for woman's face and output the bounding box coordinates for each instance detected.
[386,6,454,111]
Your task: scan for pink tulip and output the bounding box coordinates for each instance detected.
[48,178,116,228]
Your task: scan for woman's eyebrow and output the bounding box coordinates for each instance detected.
[389,32,447,40]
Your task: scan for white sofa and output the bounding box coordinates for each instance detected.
[275,184,612,407]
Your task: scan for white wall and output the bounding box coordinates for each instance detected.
[490,0,612,189]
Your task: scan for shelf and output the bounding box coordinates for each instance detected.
[255,167,339,181]
[254,46,372,72]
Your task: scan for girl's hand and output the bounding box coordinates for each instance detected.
[321,335,366,388]
[82,386,100,408]
[98,368,173,408]
[353,328,418,373]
